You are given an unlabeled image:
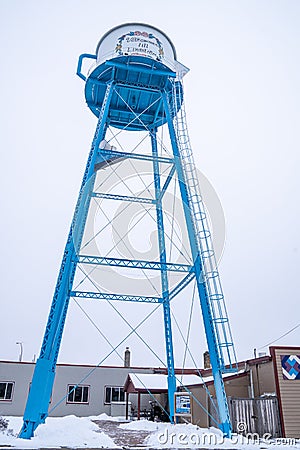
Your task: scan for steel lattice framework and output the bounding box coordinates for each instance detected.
[20,23,237,439]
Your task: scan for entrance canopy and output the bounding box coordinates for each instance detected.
[124,373,202,394]
[123,373,203,420]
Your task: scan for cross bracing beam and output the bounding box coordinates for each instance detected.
[159,165,176,201]
[169,271,196,300]
[91,192,155,204]
[77,255,194,272]
[153,98,164,124]
[98,149,174,164]
[70,291,162,303]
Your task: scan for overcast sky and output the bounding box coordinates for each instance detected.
[0,1,299,369]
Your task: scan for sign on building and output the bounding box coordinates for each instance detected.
[174,392,192,423]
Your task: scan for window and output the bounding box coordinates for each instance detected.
[104,386,125,404]
[67,385,90,404]
[0,382,14,401]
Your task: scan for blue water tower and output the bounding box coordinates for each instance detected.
[20,23,237,439]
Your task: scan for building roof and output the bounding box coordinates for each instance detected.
[199,369,247,386]
[124,373,203,393]
[124,369,249,394]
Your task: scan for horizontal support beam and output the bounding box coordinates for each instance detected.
[98,149,174,164]
[109,107,155,123]
[86,78,164,94]
[91,192,155,204]
[70,291,162,303]
[77,255,194,272]
[115,82,161,93]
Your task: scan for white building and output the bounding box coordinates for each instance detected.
[0,360,154,418]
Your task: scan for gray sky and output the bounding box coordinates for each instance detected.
[0,0,299,368]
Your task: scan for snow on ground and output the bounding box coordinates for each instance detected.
[0,415,117,448]
[1,415,299,449]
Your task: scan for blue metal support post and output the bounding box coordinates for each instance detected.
[19,82,115,439]
[150,128,176,422]
[162,91,232,437]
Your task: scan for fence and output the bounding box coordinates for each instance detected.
[229,397,282,437]
[209,397,282,437]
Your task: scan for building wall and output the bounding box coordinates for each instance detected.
[189,359,277,430]
[190,385,209,428]
[0,361,34,417]
[249,359,276,397]
[0,361,153,417]
[190,374,250,428]
[271,346,300,438]
[224,373,250,398]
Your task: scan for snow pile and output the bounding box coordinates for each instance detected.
[0,415,117,448]
[89,412,127,422]
[119,418,160,431]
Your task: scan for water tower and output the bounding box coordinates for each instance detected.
[20,23,237,438]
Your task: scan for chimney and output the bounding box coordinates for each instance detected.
[124,347,131,367]
[203,350,211,369]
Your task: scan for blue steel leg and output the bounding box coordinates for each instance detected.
[151,129,176,423]
[19,82,115,439]
[162,91,231,437]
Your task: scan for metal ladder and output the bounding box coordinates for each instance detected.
[171,80,237,372]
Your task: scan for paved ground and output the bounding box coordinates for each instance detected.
[93,419,151,447]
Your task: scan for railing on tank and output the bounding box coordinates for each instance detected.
[77,50,178,81]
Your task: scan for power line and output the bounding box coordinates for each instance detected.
[258,322,300,350]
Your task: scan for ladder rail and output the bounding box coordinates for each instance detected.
[171,80,237,371]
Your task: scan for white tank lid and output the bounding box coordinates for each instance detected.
[95,23,189,77]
